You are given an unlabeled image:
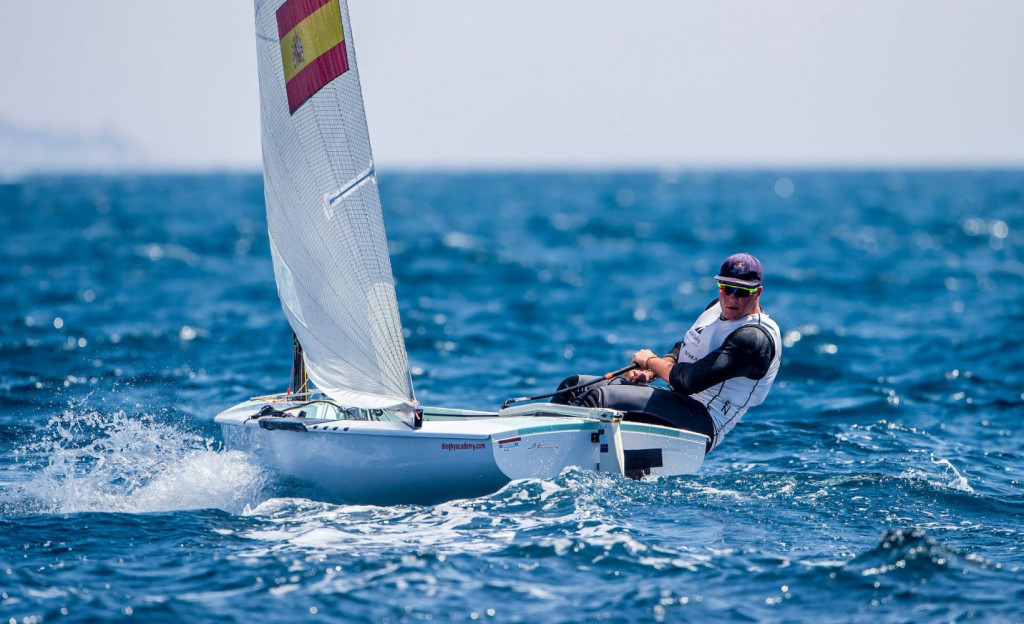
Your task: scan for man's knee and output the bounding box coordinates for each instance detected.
[556,375,583,391]
[552,375,605,405]
[551,375,580,404]
[571,387,605,408]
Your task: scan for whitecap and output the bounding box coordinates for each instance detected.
[898,456,974,495]
[4,408,269,515]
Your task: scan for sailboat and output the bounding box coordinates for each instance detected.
[215,0,708,504]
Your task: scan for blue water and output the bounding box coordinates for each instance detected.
[1,170,1022,622]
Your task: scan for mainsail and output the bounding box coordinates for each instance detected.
[254,0,414,413]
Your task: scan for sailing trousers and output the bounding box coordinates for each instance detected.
[551,375,716,453]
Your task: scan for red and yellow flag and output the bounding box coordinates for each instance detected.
[276,0,350,114]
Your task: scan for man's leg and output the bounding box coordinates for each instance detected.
[572,384,716,448]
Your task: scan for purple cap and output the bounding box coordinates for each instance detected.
[715,253,763,288]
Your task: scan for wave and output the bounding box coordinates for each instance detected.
[845,527,994,578]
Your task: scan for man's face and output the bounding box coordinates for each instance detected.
[717,283,761,320]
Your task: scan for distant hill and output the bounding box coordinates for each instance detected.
[0,117,146,179]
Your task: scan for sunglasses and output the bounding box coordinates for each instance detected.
[718,282,759,298]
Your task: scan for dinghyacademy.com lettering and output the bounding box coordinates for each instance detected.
[441,442,486,451]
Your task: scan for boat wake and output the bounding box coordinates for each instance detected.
[234,468,712,575]
[3,407,269,515]
[237,469,624,556]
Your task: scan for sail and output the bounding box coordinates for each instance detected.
[254,0,414,413]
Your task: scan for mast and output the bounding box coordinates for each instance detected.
[288,332,308,397]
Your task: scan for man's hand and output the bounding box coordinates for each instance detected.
[632,349,657,369]
[623,368,657,384]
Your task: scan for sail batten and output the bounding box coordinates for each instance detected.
[255,0,414,416]
[326,165,375,207]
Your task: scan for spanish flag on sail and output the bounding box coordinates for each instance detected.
[277,0,350,114]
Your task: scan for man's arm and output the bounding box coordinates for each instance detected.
[668,326,774,395]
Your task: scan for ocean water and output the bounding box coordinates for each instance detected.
[1,170,1022,622]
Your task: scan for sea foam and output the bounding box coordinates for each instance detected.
[5,407,268,515]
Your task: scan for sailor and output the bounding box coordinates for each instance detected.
[552,252,781,453]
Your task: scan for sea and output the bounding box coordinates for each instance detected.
[1,170,1022,623]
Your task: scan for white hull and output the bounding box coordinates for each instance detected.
[215,396,708,504]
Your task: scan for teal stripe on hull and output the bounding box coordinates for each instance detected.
[513,421,603,436]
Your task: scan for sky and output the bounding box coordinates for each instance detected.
[1,0,1023,174]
